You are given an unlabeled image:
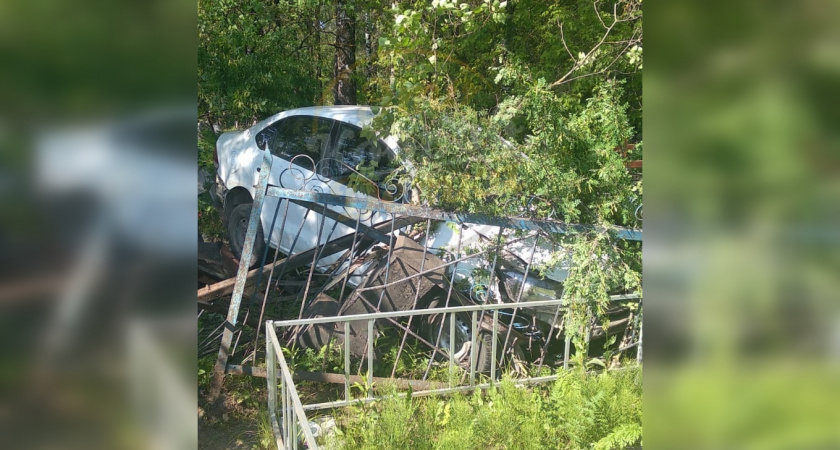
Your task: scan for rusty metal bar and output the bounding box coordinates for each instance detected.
[390,218,433,378]
[374,214,397,311]
[211,150,272,397]
[250,198,291,363]
[266,187,642,241]
[422,222,464,381]
[500,234,541,364]
[298,203,329,321]
[337,214,363,303]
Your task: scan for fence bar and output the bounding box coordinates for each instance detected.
[491,309,498,382]
[637,312,643,363]
[344,321,350,402]
[390,218,432,378]
[250,198,294,363]
[271,295,639,328]
[501,235,540,357]
[470,310,477,387]
[422,223,464,381]
[449,313,455,388]
[301,373,568,411]
[367,319,374,396]
[563,336,571,369]
[267,322,277,413]
[281,348,288,447]
[211,151,272,396]
[266,187,642,241]
[374,214,397,311]
[268,327,318,449]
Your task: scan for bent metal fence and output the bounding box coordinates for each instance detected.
[265,293,639,449]
[208,151,642,449]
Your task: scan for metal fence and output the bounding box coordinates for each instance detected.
[266,325,318,450]
[208,150,642,449]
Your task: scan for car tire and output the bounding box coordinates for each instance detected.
[227,202,265,268]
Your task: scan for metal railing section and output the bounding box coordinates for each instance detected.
[267,293,640,413]
[266,325,319,450]
[208,149,643,449]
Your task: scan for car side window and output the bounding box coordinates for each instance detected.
[263,116,333,171]
[325,123,396,180]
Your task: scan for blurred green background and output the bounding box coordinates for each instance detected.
[645,0,840,447]
[2,0,839,447]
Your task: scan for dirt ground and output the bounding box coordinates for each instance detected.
[198,374,267,449]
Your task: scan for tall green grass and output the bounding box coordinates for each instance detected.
[326,366,641,450]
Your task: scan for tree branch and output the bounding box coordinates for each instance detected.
[550,2,640,89]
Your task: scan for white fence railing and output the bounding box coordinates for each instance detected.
[266,325,319,450]
[265,294,640,448]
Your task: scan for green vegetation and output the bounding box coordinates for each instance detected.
[326,366,642,450]
[198,1,643,447]
[198,0,643,350]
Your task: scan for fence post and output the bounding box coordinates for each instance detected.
[470,311,477,387]
[637,309,643,363]
[367,319,374,396]
[449,313,455,388]
[344,321,351,401]
[210,151,272,400]
[491,310,498,383]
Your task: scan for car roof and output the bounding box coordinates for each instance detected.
[257,105,375,130]
[250,105,402,156]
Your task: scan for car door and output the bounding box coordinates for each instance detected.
[257,115,335,257]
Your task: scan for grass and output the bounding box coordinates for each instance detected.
[325,366,642,450]
[199,304,641,450]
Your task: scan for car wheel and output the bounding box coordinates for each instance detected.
[425,313,493,373]
[227,202,265,268]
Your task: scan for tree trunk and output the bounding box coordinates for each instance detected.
[333,0,356,105]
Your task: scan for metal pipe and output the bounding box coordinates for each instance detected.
[374,214,397,311]
[422,223,463,381]
[297,203,330,320]
[212,151,272,391]
[390,218,432,378]
[301,373,567,412]
[271,295,639,328]
[449,312,455,388]
[268,328,318,448]
[367,319,374,396]
[344,321,350,401]
[250,199,291,363]
[563,335,571,369]
[470,310,477,387]
[265,187,643,241]
[491,310,498,382]
[501,234,541,361]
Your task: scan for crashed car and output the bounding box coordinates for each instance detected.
[211,106,625,370]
